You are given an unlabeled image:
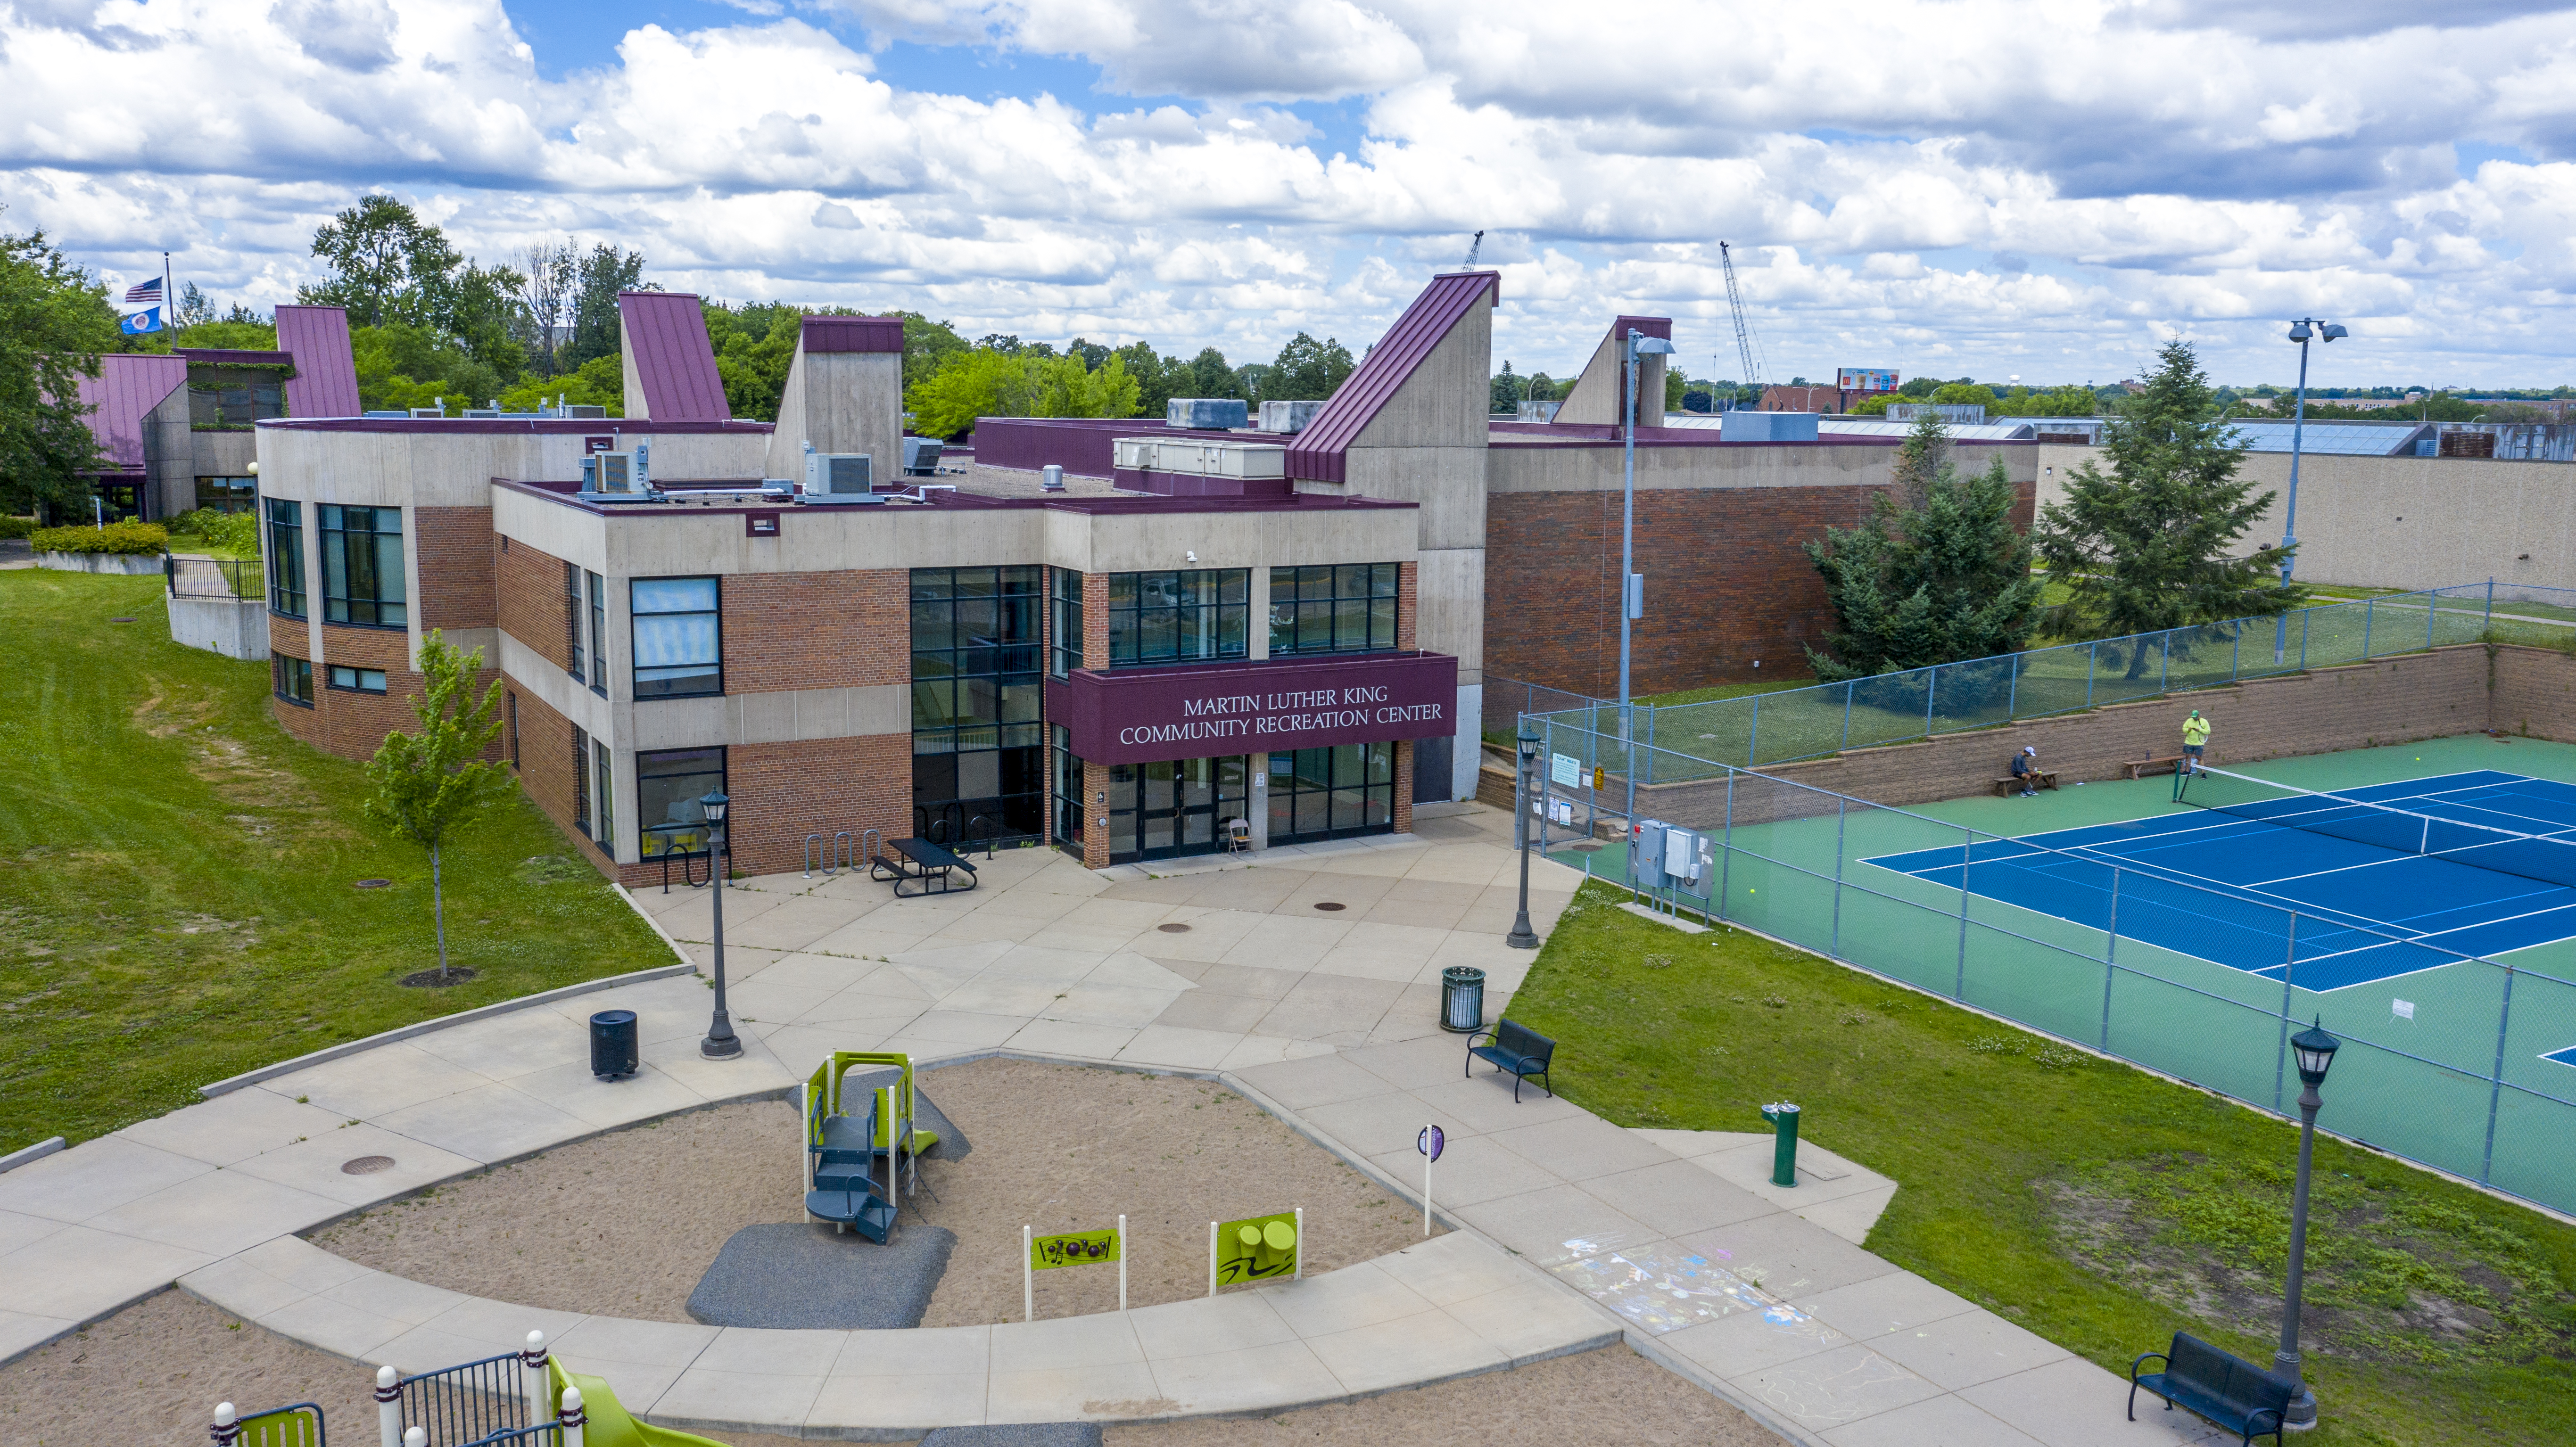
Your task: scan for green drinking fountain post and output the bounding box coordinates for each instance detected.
[1760,1102,1800,1187]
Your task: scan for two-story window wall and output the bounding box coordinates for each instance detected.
[912,567,1044,844]
[318,505,405,627]
[1106,569,1248,666]
[1270,564,1397,656]
[1049,567,1084,678]
[264,499,305,617]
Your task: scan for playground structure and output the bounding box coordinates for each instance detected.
[213,1331,726,1447]
[800,1050,939,1242]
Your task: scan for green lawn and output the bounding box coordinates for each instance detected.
[1509,884,2576,1447]
[0,570,675,1154]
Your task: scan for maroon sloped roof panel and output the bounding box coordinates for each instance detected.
[71,354,188,472]
[273,305,362,418]
[1286,271,1499,484]
[619,291,731,422]
[803,315,905,354]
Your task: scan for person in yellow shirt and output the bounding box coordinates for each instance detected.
[2182,709,2212,774]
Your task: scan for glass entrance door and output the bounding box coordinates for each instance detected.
[1107,755,1248,863]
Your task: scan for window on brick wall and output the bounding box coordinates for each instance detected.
[912,567,1043,844]
[327,665,387,693]
[318,504,405,627]
[272,654,313,706]
[264,499,305,617]
[572,724,591,835]
[1050,567,1083,679]
[587,571,608,696]
[637,747,725,858]
[593,740,614,857]
[507,692,520,768]
[1106,569,1247,667]
[1269,564,1398,656]
[565,561,585,682]
[632,577,722,698]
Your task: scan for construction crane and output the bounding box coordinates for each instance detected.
[1461,230,1485,269]
[1718,241,1767,398]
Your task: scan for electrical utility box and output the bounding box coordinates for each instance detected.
[1629,819,1714,902]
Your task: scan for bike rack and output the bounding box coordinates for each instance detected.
[965,814,996,859]
[805,830,878,878]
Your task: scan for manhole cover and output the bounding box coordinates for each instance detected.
[1313,901,1346,912]
[340,1155,395,1176]
[354,879,392,888]
[109,617,136,623]
[1156,922,1191,933]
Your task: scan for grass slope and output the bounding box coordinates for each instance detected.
[0,570,674,1152]
[1508,884,2576,1447]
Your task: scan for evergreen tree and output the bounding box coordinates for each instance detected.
[2032,339,2298,675]
[1804,411,2043,680]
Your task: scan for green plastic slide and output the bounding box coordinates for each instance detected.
[547,1360,729,1447]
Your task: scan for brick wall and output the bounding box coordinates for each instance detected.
[510,685,591,867]
[315,624,417,760]
[2490,645,2576,742]
[1397,561,1418,651]
[1485,481,2036,697]
[634,734,913,885]
[496,534,571,674]
[1394,740,1414,835]
[1080,759,1109,868]
[1082,572,1109,669]
[266,620,326,752]
[720,569,908,693]
[415,507,495,631]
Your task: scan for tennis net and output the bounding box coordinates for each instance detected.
[2173,765,2576,893]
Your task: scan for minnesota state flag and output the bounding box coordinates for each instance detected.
[120,306,164,335]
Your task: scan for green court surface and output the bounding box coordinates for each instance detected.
[1545,734,2576,1218]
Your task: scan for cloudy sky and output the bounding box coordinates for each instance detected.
[5,0,2574,387]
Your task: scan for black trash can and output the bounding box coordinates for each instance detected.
[1440,966,1486,1034]
[590,1009,639,1078]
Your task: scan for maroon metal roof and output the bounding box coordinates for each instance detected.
[619,291,731,422]
[275,306,362,418]
[802,315,905,354]
[72,354,187,473]
[175,347,294,366]
[1287,271,1500,484]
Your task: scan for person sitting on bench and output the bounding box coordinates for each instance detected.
[2011,745,2042,797]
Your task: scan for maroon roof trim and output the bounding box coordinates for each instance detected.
[72,354,187,472]
[261,418,771,435]
[175,348,295,366]
[619,291,731,423]
[802,315,905,354]
[492,477,1412,519]
[1287,271,1500,484]
[275,306,363,418]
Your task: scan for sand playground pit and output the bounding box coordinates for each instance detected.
[0,1057,1780,1444]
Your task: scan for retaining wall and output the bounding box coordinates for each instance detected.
[37,551,165,575]
[168,594,269,661]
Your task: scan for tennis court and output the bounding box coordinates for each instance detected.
[1864,769,2576,993]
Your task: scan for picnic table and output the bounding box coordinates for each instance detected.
[871,837,979,897]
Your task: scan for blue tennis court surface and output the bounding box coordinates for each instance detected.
[1865,770,2576,991]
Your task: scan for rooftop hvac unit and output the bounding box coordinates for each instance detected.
[901,436,943,476]
[1167,397,1248,430]
[803,451,875,502]
[563,403,608,419]
[581,449,650,498]
[1258,400,1325,433]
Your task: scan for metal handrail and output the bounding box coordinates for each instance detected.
[394,1351,526,1446]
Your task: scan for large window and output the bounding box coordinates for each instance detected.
[588,571,608,696]
[632,577,721,699]
[593,740,615,856]
[318,504,405,627]
[327,665,386,693]
[1106,569,1248,667]
[1104,756,1249,863]
[1270,564,1397,656]
[265,499,305,617]
[566,562,585,682]
[1050,567,1084,679]
[1052,725,1085,853]
[195,477,257,513]
[272,655,313,707]
[912,567,1043,843]
[1268,743,1395,845]
[189,368,286,427]
[572,724,592,835]
[637,748,725,858]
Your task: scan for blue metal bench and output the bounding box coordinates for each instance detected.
[1464,1019,1556,1101]
[2130,1332,2296,1446]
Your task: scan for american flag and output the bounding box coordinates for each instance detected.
[123,277,162,305]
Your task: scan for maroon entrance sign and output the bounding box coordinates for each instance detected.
[1046,652,1459,765]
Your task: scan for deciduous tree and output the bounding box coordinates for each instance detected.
[0,225,116,518]
[363,632,512,984]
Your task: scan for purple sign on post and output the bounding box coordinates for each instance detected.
[1046,651,1459,765]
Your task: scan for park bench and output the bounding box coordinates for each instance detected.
[1992,770,2059,797]
[2129,1332,2297,1446]
[2126,755,2188,780]
[1464,1019,1557,1102]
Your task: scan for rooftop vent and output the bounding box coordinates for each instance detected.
[1167,398,1248,430]
[582,444,653,500]
[901,436,943,476]
[1258,400,1326,434]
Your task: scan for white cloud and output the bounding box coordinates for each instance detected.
[0,0,2571,384]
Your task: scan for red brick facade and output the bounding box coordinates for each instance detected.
[719,570,908,694]
[632,734,913,886]
[1397,561,1418,650]
[509,685,589,860]
[495,534,573,675]
[1485,481,2038,697]
[415,506,495,631]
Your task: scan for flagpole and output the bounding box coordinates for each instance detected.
[164,252,173,332]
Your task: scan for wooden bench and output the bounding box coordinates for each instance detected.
[2130,1332,2297,1446]
[1992,771,2059,797]
[1465,1019,1556,1102]
[2126,755,2187,780]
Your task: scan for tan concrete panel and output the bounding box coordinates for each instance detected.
[189,429,257,475]
[1551,332,1665,429]
[1416,546,1484,679]
[764,348,811,481]
[1353,298,1493,452]
[1339,447,1486,550]
[493,489,609,572]
[803,352,903,475]
[498,633,614,742]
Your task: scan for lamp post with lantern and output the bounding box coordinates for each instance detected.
[2274,1016,2342,1429]
[698,790,742,1060]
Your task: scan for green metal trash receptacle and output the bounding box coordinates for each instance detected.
[1440,967,1486,1033]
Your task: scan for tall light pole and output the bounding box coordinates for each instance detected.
[2275,1016,2342,1430]
[699,790,742,1060]
[1507,721,1542,949]
[2273,318,2346,662]
[1620,327,1677,828]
